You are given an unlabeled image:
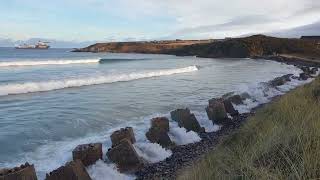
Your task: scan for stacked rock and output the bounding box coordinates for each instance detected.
[107,127,145,173]
[146,117,174,148]
[206,98,231,125]
[45,160,91,180]
[110,127,136,147]
[72,143,103,167]
[0,162,37,180]
[170,108,204,133]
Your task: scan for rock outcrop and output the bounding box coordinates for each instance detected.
[45,160,91,180]
[72,143,103,167]
[110,127,136,147]
[269,74,293,87]
[227,95,244,105]
[166,35,320,58]
[146,117,174,148]
[311,67,318,75]
[0,162,37,180]
[206,98,230,125]
[150,117,170,132]
[107,139,145,173]
[299,73,310,80]
[170,108,204,133]
[223,99,239,116]
[73,40,213,53]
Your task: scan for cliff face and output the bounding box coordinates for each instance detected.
[73,40,213,54]
[167,35,320,58]
[74,35,320,58]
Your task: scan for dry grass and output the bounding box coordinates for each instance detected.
[178,77,320,180]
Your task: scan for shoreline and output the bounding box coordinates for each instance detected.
[135,57,319,179]
[135,97,283,180]
[1,54,319,180]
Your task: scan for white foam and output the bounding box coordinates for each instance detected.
[234,70,317,113]
[87,160,134,180]
[0,66,198,96]
[169,127,201,145]
[193,111,221,132]
[133,143,172,163]
[0,59,100,67]
[0,132,109,180]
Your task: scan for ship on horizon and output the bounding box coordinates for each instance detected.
[15,41,50,49]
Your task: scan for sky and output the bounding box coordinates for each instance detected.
[0,0,320,44]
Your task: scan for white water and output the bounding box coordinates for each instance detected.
[2,71,317,180]
[0,58,100,67]
[87,160,134,180]
[134,143,172,163]
[1,50,318,180]
[0,66,198,96]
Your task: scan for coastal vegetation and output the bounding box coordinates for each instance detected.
[178,77,320,180]
[74,35,320,60]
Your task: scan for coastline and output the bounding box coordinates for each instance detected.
[1,49,319,180]
[135,58,319,179]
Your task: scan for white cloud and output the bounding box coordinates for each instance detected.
[1,0,320,41]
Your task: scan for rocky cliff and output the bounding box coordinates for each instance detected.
[74,35,320,59]
[72,40,213,54]
[166,35,320,58]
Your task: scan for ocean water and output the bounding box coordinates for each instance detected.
[0,47,311,179]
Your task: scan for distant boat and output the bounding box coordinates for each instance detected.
[15,41,50,49]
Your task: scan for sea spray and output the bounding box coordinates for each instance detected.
[87,160,134,180]
[133,143,172,163]
[168,127,201,145]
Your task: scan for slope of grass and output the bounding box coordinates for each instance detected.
[178,77,320,180]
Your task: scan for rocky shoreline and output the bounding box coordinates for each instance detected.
[135,113,252,180]
[1,56,319,180]
[134,60,319,180]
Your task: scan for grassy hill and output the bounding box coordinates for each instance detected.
[178,77,320,180]
[168,35,320,58]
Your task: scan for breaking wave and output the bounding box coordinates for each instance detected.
[0,66,198,96]
[0,58,100,67]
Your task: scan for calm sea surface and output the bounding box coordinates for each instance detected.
[0,47,305,179]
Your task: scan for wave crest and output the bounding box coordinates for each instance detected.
[0,59,100,67]
[0,66,198,96]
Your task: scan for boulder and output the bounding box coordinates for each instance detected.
[240,92,251,100]
[311,67,318,75]
[227,95,243,105]
[223,99,239,116]
[299,73,310,80]
[0,162,37,180]
[72,143,103,167]
[269,77,286,86]
[106,139,144,173]
[170,108,203,132]
[282,74,293,81]
[301,66,310,73]
[150,117,169,132]
[206,98,229,124]
[45,160,91,180]
[222,92,235,99]
[146,117,173,148]
[110,127,136,147]
[146,127,174,148]
[269,74,293,87]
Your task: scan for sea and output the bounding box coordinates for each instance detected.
[0,47,313,179]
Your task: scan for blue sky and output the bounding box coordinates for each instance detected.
[1,0,320,42]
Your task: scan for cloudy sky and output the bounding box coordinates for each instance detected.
[1,0,319,42]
